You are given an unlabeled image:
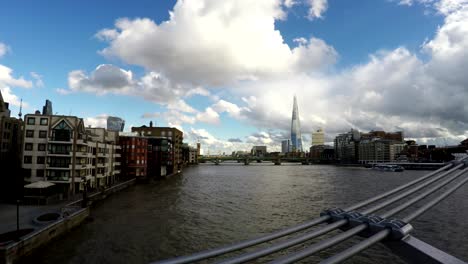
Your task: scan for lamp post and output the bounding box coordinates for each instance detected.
[81,176,87,208]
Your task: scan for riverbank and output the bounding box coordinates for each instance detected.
[0,178,136,264]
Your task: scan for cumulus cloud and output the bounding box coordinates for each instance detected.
[0,87,28,108]
[0,64,33,89]
[62,64,207,113]
[307,0,328,20]
[96,0,336,86]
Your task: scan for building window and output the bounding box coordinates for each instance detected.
[26,130,34,138]
[25,143,33,151]
[27,117,35,125]
[39,131,47,138]
[37,156,45,164]
[37,169,45,177]
[168,131,172,137]
[40,118,48,125]
[38,144,46,151]
[24,156,32,164]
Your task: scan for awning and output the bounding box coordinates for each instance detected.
[24,181,56,189]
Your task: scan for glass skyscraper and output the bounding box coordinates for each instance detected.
[290,95,303,152]
[107,116,125,132]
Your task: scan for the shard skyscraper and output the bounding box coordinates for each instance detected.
[290,95,303,152]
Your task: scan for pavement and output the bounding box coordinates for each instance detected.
[0,203,66,234]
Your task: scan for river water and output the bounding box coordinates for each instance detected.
[21,164,468,263]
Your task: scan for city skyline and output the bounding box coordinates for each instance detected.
[1,0,467,153]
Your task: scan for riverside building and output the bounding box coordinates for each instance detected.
[22,112,120,197]
[131,121,183,174]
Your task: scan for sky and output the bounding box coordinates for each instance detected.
[1,0,468,154]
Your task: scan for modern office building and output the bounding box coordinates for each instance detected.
[290,96,303,152]
[334,129,361,163]
[281,139,290,154]
[107,116,125,132]
[42,99,53,115]
[312,128,325,146]
[358,139,407,163]
[22,113,120,197]
[132,121,183,173]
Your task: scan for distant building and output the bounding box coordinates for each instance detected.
[281,139,290,154]
[251,146,267,157]
[42,99,53,115]
[334,129,361,163]
[290,96,303,152]
[312,128,325,146]
[310,144,333,163]
[107,116,125,132]
[132,122,183,173]
[189,147,198,164]
[358,139,406,163]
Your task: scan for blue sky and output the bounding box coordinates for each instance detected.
[1,0,467,153]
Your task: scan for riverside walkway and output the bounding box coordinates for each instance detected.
[154,156,468,264]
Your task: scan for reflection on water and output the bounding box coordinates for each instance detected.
[22,164,468,264]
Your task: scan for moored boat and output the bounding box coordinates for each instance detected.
[371,164,404,172]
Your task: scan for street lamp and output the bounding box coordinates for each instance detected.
[81,176,88,208]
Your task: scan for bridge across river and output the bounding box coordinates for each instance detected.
[199,156,312,165]
[154,156,468,264]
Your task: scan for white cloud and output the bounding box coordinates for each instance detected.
[96,0,336,86]
[30,72,44,88]
[211,99,244,119]
[307,0,328,20]
[284,0,298,8]
[0,87,28,108]
[84,114,108,128]
[0,42,9,58]
[0,64,33,89]
[63,64,205,113]
[195,107,220,124]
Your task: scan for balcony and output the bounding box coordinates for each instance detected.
[48,151,72,157]
[49,139,72,144]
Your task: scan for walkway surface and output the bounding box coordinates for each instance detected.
[0,203,65,234]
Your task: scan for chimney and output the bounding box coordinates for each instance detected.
[150,121,153,127]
